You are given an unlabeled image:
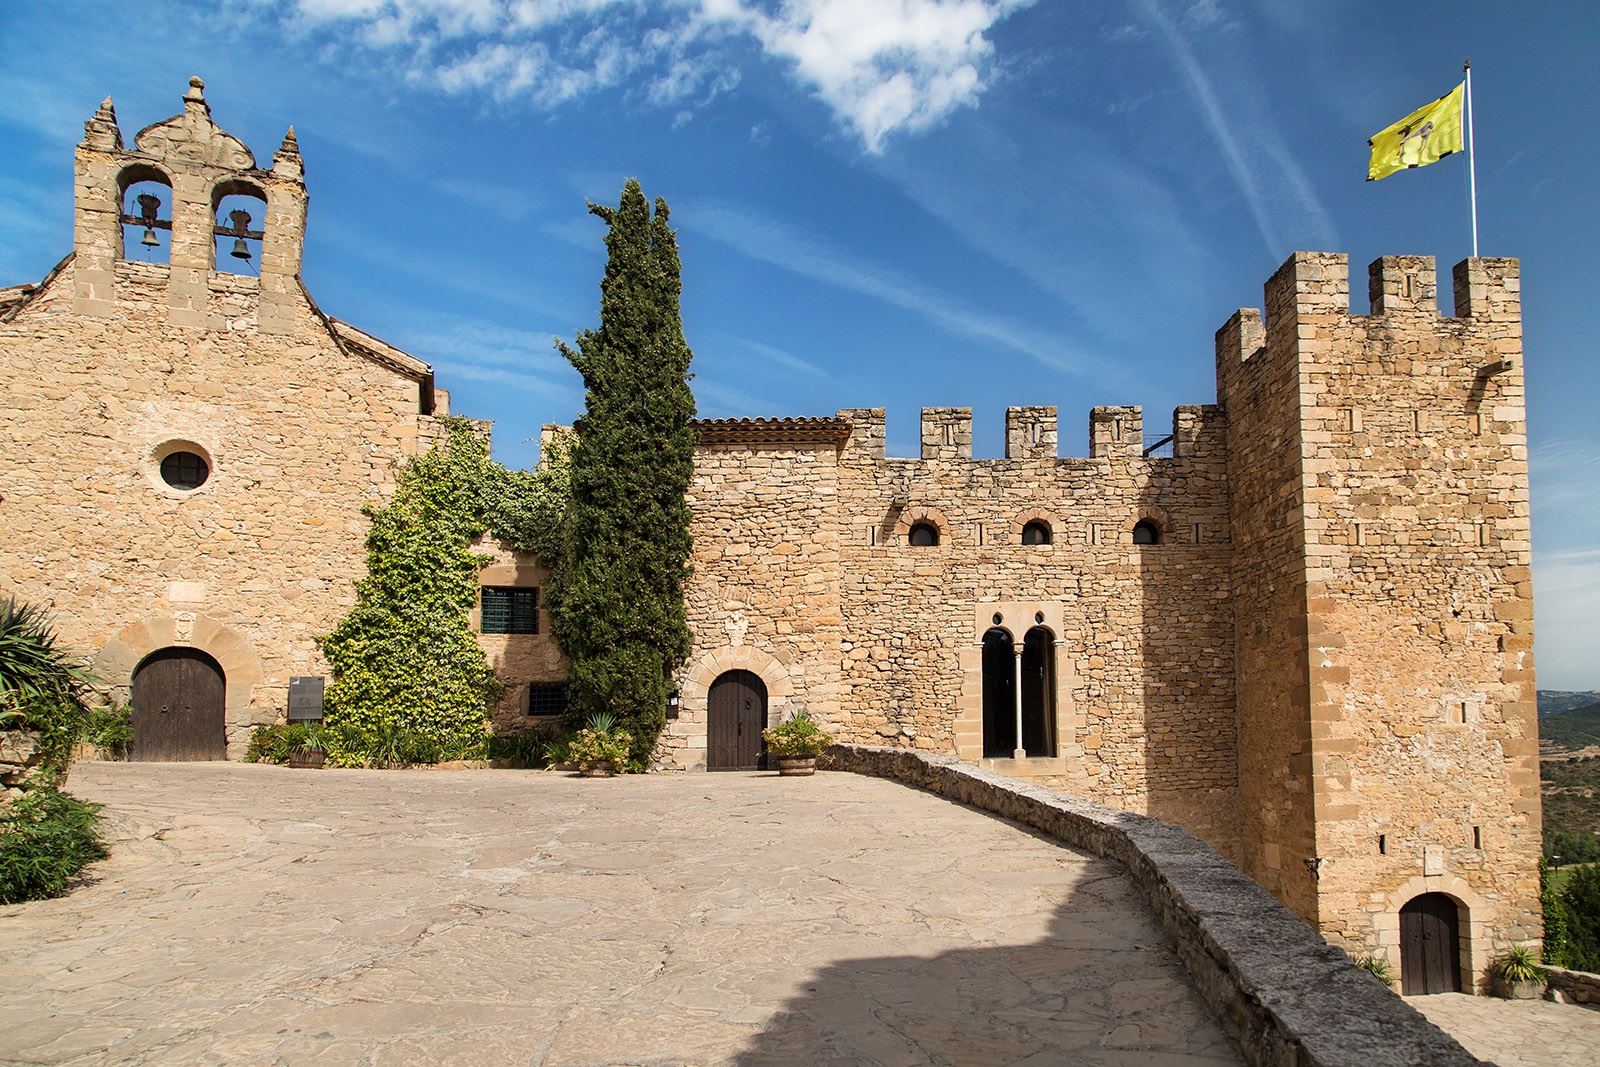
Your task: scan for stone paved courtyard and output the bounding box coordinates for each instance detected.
[1,763,1244,1066]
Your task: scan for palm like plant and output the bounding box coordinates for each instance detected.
[0,598,96,711]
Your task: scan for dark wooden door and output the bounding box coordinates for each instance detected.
[132,648,226,761]
[1400,893,1462,994]
[707,670,766,771]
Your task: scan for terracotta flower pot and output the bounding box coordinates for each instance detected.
[773,754,817,776]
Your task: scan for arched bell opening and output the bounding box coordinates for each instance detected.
[118,164,173,264]
[1399,892,1465,995]
[211,179,267,275]
[981,627,1016,758]
[1020,626,1057,757]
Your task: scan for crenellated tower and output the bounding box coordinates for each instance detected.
[1218,250,1538,987]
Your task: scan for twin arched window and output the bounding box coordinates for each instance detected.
[115,166,266,274]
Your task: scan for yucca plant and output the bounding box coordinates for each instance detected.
[0,598,97,709]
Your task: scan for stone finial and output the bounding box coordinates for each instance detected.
[82,94,123,150]
[272,125,304,180]
[184,75,209,117]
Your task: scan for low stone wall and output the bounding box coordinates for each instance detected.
[823,744,1480,1067]
[1545,965,1600,1009]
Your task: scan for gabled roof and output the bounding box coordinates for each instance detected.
[691,416,854,447]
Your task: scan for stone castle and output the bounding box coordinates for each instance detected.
[0,81,1540,993]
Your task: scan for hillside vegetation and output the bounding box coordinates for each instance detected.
[1538,691,1600,717]
[1540,703,1600,752]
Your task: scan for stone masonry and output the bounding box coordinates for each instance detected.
[0,81,1540,992]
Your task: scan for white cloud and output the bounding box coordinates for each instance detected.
[256,0,1033,151]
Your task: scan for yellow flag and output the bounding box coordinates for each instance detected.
[1367,83,1465,181]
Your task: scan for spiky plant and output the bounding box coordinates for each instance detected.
[0,597,96,710]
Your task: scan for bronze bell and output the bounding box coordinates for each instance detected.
[228,208,253,260]
[141,227,159,248]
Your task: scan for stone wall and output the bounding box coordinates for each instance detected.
[473,538,569,734]
[675,405,1242,858]
[824,744,1480,1067]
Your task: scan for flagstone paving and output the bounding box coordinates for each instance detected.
[1406,991,1600,1067]
[1,762,1245,1066]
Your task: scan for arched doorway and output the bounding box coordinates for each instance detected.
[1020,627,1056,756]
[982,628,1015,758]
[131,648,226,761]
[707,670,767,771]
[1400,893,1463,994]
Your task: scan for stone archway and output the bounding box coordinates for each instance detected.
[677,645,793,772]
[1377,874,1492,993]
[93,615,264,760]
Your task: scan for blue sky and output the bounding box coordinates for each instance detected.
[1,1,1595,688]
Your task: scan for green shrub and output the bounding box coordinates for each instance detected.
[1560,864,1600,972]
[242,722,318,764]
[762,710,832,756]
[487,724,558,767]
[1541,856,1571,966]
[1353,955,1395,986]
[1488,945,1546,983]
[84,705,132,759]
[0,786,109,904]
[0,597,97,709]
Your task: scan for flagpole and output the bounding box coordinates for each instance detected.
[1465,57,1479,257]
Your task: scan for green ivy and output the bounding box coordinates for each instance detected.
[319,419,569,766]
[1541,856,1570,967]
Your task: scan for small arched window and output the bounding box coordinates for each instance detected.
[909,523,940,547]
[1132,520,1161,545]
[1022,520,1051,545]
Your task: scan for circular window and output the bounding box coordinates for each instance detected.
[992,612,1003,626]
[909,523,939,547]
[160,450,210,490]
[1132,520,1161,545]
[1022,520,1052,545]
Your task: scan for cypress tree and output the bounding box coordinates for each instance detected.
[552,180,696,764]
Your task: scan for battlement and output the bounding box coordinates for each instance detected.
[833,405,1223,464]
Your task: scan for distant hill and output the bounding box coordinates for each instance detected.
[1538,691,1600,718]
[1541,704,1600,752]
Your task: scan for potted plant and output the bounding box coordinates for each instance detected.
[762,710,831,776]
[287,722,327,769]
[568,713,631,777]
[1487,945,1546,999]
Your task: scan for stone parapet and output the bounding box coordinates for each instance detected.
[1544,965,1600,1010]
[823,743,1481,1067]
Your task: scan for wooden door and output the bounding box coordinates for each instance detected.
[132,649,226,761]
[1400,893,1462,994]
[707,670,766,771]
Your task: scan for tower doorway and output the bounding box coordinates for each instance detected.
[1020,626,1056,757]
[1400,892,1463,994]
[707,669,767,771]
[982,628,1015,757]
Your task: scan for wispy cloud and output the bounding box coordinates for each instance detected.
[1127,0,1336,257]
[686,198,1094,377]
[249,0,1034,152]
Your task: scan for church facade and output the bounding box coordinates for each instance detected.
[0,81,1540,992]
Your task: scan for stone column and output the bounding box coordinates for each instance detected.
[1012,644,1025,759]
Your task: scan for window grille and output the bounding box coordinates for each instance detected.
[481,586,539,634]
[527,683,567,717]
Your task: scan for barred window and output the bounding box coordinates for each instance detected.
[481,586,539,634]
[527,683,567,717]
